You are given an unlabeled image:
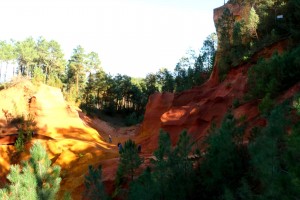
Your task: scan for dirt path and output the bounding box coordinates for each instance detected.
[78,111,140,146]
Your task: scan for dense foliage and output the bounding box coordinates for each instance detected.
[248,45,300,113]
[88,100,300,199]
[114,139,143,199]
[84,165,109,200]
[217,0,299,80]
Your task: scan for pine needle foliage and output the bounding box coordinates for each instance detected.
[0,141,61,200]
[83,165,108,200]
[114,139,142,199]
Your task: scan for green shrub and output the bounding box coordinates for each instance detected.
[125,112,143,126]
[248,46,300,102]
[84,165,108,200]
[293,93,300,115]
[32,67,46,84]
[14,134,25,152]
[258,93,274,115]
[47,73,63,88]
[12,114,36,152]
[232,98,240,108]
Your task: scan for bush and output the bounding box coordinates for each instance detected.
[14,135,25,152]
[32,67,46,84]
[12,114,36,152]
[47,73,63,88]
[258,93,274,115]
[84,165,108,200]
[293,93,300,115]
[125,112,143,126]
[232,98,240,108]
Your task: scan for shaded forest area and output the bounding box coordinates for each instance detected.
[0,33,216,126]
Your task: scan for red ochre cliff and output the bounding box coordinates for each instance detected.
[137,1,292,152]
[0,2,298,199]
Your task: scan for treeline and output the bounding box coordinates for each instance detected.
[85,100,300,200]
[0,33,216,124]
[217,0,300,80]
[0,37,66,85]
[79,33,216,121]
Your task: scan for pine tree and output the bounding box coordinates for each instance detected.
[128,167,158,200]
[201,32,217,71]
[151,130,195,200]
[0,164,37,200]
[246,7,260,39]
[285,123,300,198]
[83,73,96,108]
[249,105,290,199]
[199,113,247,199]
[152,130,172,199]
[114,139,142,199]
[67,45,86,98]
[16,37,38,77]
[0,141,62,200]
[167,130,194,200]
[118,139,142,182]
[83,165,108,200]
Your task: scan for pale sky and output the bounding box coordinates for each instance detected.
[0,0,225,77]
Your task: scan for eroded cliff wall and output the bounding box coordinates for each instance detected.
[138,2,289,152]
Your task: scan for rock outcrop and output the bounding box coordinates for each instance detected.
[138,0,291,152]
[0,80,118,200]
[213,2,251,49]
[139,62,252,151]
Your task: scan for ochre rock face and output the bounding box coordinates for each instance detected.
[138,0,292,150]
[140,65,249,148]
[0,81,118,200]
[137,92,174,152]
[139,39,290,151]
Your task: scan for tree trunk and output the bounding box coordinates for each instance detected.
[26,63,30,78]
[46,65,49,83]
[0,62,2,82]
[4,62,8,82]
[97,88,101,109]
[76,73,79,96]
[12,64,15,77]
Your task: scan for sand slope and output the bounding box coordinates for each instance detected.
[0,81,122,199]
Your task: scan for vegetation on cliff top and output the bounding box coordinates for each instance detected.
[217,0,299,80]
